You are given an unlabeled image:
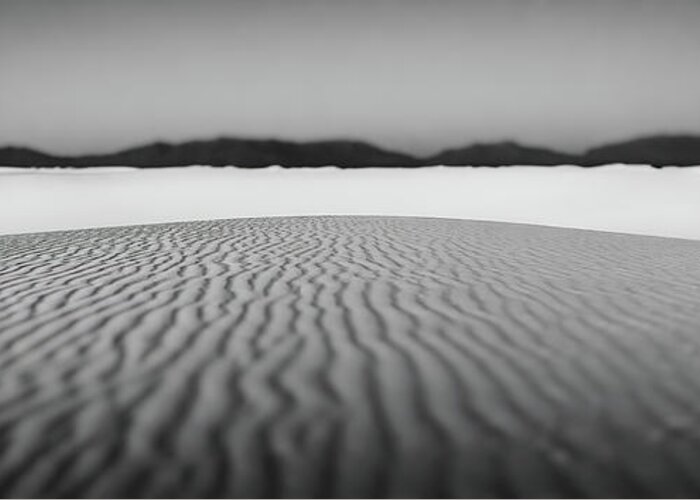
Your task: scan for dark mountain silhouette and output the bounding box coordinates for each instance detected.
[0,138,418,168]
[1,135,700,168]
[426,141,576,166]
[581,135,700,167]
[80,139,420,168]
[0,147,64,167]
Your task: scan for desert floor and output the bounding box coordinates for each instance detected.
[1,216,700,497]
[2,165,700,240]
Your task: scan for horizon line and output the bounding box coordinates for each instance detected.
[4,131,700,159]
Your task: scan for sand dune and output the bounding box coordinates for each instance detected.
[1,216,700,497]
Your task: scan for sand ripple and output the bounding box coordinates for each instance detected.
[1,216,700,497]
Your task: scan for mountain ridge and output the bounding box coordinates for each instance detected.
[2,135,700,167]
[426,140,578,166]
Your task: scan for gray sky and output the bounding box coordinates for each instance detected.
[2,0,700,156]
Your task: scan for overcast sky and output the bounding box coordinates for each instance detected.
[2,0,700,156]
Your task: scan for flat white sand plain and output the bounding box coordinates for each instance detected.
[1,165,699,239]
[1,216,700,497]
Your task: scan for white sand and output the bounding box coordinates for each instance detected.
[1,165,699,239]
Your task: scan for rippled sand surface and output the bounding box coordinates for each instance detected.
[1,216,700,497]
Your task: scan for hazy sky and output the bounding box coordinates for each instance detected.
[2,0,700,156]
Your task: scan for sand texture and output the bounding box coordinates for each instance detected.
[1,216,700,498]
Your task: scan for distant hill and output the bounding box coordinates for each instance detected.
[427,136,700,167]
[0,138,418,168]
[1,135,700,167]
[581,135,700,167]
[0,147,65,167]
[426,141,576,166]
